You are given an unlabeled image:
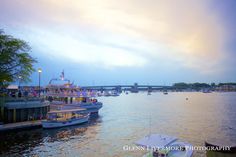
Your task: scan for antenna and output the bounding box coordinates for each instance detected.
[149,114,151,136]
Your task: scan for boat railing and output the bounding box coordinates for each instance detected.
[4,99,50,109]
[46,92,96,98]
[4,97,45,102]
[47,113,87,121]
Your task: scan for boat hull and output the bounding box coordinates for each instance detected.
[62,102,103,114]
[42,116,89,129]
[205,141,236,153]
[142,142,193,157]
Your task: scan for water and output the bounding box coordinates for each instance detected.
[0,92,236,157]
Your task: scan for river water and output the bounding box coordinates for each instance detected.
[0,92,236,157]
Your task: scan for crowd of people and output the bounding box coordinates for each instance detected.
[5,87,43,98]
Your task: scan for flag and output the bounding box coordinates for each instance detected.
[60,70,64,80]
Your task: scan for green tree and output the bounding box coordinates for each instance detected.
[173,82,189,89]
[0,30,37,88]
[211,82,216,87]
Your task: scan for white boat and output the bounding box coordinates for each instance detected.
[202,89,212,93]
[135,134,193,157]
[60,98,103,114]
[50,97,102,114]
[78,101,103,113]
[42,108,89,129]
[163,90,168,95]
[97,92,103,97]
[104,91,111,96]
[110,90,120,96]
[45,72,103,114]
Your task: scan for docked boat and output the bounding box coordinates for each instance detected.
[205,140,236,153]
[135,134,193,157]
[42,108,89,129]
[45,71,103,114]
[58,97,103,114]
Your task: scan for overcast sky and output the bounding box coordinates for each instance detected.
[1,0,236,86]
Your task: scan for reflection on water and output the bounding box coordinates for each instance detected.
[0,92,236,157]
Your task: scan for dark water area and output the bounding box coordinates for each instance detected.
[0,92,236,157]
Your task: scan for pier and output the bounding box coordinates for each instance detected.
[0,120,42,132]
[0,97,50,123]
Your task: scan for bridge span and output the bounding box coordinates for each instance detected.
[81,83,172,92]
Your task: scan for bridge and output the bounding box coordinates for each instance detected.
[81,83,172,92]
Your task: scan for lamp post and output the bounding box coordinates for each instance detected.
[38,68,42,97]
[18,75,22,89]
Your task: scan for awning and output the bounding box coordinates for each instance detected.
[7,85,18,90]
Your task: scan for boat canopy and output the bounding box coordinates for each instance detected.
[7,85,18,90]
[48,108,85,114]
[135,134,178,149]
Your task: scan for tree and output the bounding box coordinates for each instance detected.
[210,83,216,87]
[173,82,189,89]
[0,30,37,88]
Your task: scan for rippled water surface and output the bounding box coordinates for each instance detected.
[1,92,236,157]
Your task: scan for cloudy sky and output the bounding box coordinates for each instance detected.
[1,0,236,85]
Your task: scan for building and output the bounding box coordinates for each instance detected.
[0,97,50,123]
[215,84,236,92]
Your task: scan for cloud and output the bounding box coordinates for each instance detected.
[0,0,227,74]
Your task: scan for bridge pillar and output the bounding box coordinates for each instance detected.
[148,86,152,92]
[116,86,122,93]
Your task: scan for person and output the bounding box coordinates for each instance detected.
[24,90,29,97]
[11,91,16,97]
[48,96,53,102]
[18,90,22,97]
[33,90,37,97]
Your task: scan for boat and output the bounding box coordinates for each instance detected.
[103,91,110,96]
[59,97,103,114]
[163,91,168,95]
[97,92,103,97]
[135,134,193,157]
[45,71,103,114]
[202,89,212,93]
[103,90,120,96]
[110,90,120,96]
[42,108,89,129]
[130,88,139,93]
[205,140,236,153]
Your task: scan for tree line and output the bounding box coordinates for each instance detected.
[173,82,236,90]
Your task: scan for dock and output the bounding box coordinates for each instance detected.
[0,120,42,132]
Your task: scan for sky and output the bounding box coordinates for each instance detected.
[1,0,236,86]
